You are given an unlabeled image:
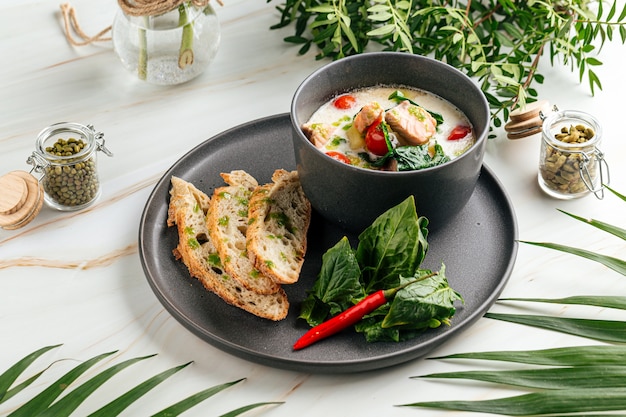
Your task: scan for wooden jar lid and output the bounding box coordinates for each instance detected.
[504,100,550,140]
[0,170,44,230]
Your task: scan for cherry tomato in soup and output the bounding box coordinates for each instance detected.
[333,95,357,110]
[365,116,390,156]
[326,151,351,164]
[448,125,471,141]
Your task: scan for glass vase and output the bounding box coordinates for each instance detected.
[112,2,220,85]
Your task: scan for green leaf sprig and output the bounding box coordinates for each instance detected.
[400,186,626,414]
[0,345,282,417]
[270,0,626,130]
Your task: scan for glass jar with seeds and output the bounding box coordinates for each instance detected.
[27,123,113,211]
[538,109,609,199]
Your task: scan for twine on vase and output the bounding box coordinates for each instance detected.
[60,0,217,47]
[60,3,112,46]
[116,0,216,17]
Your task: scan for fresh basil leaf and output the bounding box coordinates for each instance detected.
[300,198,462,344]
[382,265,463,329]
[394,143,450,171]
[360,143,450,171]
[298,296,330,327]
[356,318,430,342]
[358,150,393,168]
[356,196,428,292]
[299,237,363,326]
[355,316,401,342]
[357,308,439,341]
[355,274,454,342]
[381,120,393,153]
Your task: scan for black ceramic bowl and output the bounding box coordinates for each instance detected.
[290,52,490,232]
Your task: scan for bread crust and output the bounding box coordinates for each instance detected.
[207,171,281,295]
[167,176,289,321]
[247,170,311,285]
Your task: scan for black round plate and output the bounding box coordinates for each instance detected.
[138,113,518,373]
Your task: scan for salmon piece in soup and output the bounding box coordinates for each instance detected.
[385,100,437,146]
[353,102,383,134]
[302,123,335,148]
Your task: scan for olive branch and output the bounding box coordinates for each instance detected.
[270,0,626,131]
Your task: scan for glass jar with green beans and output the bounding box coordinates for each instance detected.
[538,109,609,200]
[27,123,113,211]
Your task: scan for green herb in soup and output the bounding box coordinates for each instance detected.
[302,87,475,171]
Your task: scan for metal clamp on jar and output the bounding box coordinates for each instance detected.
[0,122,113,230]
[538,108,609,199]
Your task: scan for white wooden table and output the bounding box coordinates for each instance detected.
[1,1,625,415]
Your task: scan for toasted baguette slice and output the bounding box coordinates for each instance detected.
[167,176,289,321]
[247,170,311,285]
[207,171,281,295]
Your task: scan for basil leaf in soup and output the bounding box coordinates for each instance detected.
[394,143,450,171]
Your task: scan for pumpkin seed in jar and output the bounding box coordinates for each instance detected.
[539,124,596,195]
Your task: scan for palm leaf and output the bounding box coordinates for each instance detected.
[499,295,626,310]
[606,185,626,202]
[151,378,244,416]
[416,365,626,389]
[519,241,626,276]
[8,351,117,417]
[1,369,51,406]
[218,402,285,417]
[429,345,626,366]
[485,312,626,342]
[38,354,156,417]
[407,188,626,415]
[1,348,280,417]
[0,344,61,404]
[400,387,626,414]
[521,185,625,276]
[557,209,626,241]
[87,361,192,417]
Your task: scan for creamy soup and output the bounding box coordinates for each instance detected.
[302,86,475,171]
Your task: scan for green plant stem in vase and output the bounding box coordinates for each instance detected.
[178,3,194,69]
[138,16,149,80]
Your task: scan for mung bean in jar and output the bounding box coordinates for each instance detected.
[28,123,113,211]
[538,109,608,199]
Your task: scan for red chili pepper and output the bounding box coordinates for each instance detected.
[293,272,437,350]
